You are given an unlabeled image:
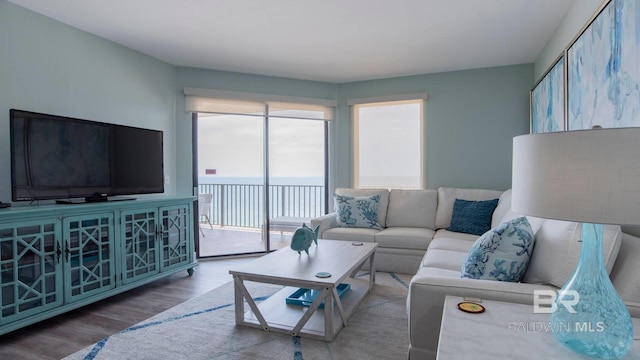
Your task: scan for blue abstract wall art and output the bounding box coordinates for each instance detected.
[531,56,565,133]
[568,0,640,130]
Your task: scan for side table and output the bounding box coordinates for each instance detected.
[437,296,640,359]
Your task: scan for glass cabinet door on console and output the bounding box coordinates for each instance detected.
[0,220,63,325]
[0,197,196,336]
[120,208,160,284]
[63,214,116,301]
[160,205,191,272]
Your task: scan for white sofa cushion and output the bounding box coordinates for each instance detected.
[415,266,462,278]
[435,187,503,229]
[428,237,476,252]
[374,227,435,250]
[433,229,479,242]
[522,220,622,288]
[322,227,378,243]
[491,189,512,228]
[386,189,438,229]
[335,188,390,228]
[422,248,469,272]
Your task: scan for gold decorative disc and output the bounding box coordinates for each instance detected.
[457,302,485,314]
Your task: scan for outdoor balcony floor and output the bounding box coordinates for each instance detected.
[197,224,292,257]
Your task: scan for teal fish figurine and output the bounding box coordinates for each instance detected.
[290,223,319,255]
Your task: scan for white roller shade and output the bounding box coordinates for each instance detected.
[347,92,428,106]
[268,101,333,120]
[184,87,335,120]
[185,96,264,116]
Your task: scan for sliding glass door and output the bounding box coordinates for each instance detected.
[196,113,266,257]
[194,104,328,258]
[267,117,327,251]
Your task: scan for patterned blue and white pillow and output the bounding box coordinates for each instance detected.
[334,194,382,230]
[461,216,535,282]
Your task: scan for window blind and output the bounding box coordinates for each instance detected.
[346,92,428,106]
[184,87,335,120]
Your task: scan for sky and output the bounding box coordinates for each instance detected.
[197,113,325,178]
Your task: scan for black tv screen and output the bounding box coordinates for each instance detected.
[10,109,164,202]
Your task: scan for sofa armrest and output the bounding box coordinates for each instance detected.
[407,273,558,358]
[311,213,337,238]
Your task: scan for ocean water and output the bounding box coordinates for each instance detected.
[198,176,323,186]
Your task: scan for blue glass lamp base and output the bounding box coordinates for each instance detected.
[550,223,633,359]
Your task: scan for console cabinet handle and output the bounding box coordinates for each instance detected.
[56,243,62,263]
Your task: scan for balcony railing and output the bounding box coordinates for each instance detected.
[198,184,325,229]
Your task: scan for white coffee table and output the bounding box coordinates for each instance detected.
[229,239,377,341]
[437,296,640,359]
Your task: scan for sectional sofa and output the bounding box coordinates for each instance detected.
[311,187,640,359]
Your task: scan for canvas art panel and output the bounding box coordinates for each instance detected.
[531,56,565,133]
[568,0,640,130]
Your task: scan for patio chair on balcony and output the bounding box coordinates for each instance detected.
[198,193,214,237]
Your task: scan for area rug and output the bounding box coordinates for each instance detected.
[63,272,412,360]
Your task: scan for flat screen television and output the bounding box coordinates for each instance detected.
[10,109,164,203]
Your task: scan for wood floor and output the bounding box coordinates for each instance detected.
[0,258,254,360]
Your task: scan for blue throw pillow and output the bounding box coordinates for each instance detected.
[334,194,382,229]
[447,198,499,236]
[461,216,535,282]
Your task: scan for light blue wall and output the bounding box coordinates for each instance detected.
[337,65,533,191]
[0,1,177,203]
[534,0,605,79]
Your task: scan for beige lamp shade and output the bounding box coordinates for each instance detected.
[511,128,640,225]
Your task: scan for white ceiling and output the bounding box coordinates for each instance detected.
[8,0,575,83]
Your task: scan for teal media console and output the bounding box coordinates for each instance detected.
[0,196,198,335]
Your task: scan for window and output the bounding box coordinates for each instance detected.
[353,99,424,189]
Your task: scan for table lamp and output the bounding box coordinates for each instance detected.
[511,128,640,359]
